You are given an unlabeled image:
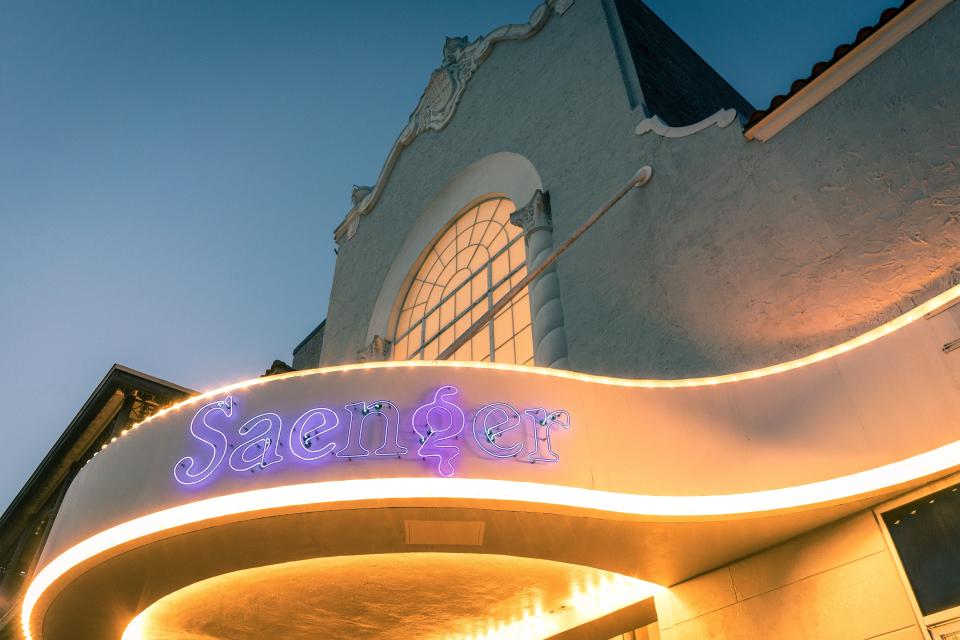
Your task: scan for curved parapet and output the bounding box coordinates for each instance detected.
[22,285,960,639]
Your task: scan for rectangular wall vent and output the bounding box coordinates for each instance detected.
[404,520,486,546]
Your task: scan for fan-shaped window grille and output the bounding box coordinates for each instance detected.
[392,198,533,364]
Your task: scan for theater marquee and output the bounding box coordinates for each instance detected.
[175,385,571,483]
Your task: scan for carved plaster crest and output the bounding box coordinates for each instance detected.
[335,1,571,245]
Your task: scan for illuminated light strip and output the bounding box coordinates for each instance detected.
[21,439,960,640]
[85,282,960,466]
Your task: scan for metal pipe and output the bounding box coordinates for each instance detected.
[437,166,653,361]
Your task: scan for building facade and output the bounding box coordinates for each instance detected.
[6,0,960,639]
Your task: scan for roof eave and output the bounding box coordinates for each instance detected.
[745,0,949,142]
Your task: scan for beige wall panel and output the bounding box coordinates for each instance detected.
[867,626,926,640]
[735,551,916,639]
[660,567,737,625]
[729,512,886,599]
[672,602,744,640]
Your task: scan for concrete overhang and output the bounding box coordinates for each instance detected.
[21,285,960,639]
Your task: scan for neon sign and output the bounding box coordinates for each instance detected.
[174,389,570,485]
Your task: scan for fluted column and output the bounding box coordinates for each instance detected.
[510,190,569,369]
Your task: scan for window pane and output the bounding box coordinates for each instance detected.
[424,261,443,287]
[426,309,440,337]
[438,329,453,354]
[454,342,472,362]
[407,333,422,358]
[476,200,498,221]
[487,229,507,255]
[455,314,471,338]
[472,302,487,324]
[515,326,533,364]
[493,307,513,348]
[439,299,455,328]
[457,229,471,253]
[426,285,442,312]
[509,238,525,271]
[396,309,413,337]
[393,336,409,361]
[512,293,531,330]
[472,327,490,361]
[393,197,532,366]
[481,221,502,248]
[511,266,526,288]
[493,281,510,303]
[455,283,471,315]
[470,272,487,303]
[491,253,509,284]
[470,219,492,246]
[494,341,514,364]
[438,239,456,267]
[457,207,477,233]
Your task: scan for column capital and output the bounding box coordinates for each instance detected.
[510,190,552,236]
[357,335,391,362]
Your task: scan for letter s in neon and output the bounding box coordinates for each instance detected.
[174,396,233,485]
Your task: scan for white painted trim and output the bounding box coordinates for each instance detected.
[364,152,543,345]
[746,0,953,142]
[635,108,737,138]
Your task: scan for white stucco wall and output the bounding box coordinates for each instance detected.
[321,0,960,379]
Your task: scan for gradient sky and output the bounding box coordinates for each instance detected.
[0,0,896,507]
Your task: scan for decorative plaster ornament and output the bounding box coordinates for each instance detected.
[336,2,563,243]
[635,108,738,138]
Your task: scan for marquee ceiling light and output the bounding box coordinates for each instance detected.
[83,281,960,466]
[21,433,960,640]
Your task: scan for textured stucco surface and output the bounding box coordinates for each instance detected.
[321,0,960,378]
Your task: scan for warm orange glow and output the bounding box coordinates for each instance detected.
[21,433,960,640]
[119,554,661,640]
[392,197,533,364]
[84,281,960,465]
[24,284,960,639]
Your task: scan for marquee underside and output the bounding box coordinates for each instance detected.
[22,286,960,639]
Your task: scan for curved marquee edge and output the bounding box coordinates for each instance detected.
[21,437,960,640]
[83,281,960,468]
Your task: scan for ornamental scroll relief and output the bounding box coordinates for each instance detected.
[336,0,573,244]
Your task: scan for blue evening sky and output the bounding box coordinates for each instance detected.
[0,0,894,506]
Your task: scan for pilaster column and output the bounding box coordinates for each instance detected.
[510,190,569,369]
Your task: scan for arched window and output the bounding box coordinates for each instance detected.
[392,197,534,364]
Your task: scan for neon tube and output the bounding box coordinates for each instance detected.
[21,436,960,640]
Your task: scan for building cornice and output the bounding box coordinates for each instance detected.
[745,0,952,142]
[334,0,572,245]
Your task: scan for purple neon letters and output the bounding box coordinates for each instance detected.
[173,387,570,485]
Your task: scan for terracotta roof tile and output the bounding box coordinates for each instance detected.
[745,0,914,128]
